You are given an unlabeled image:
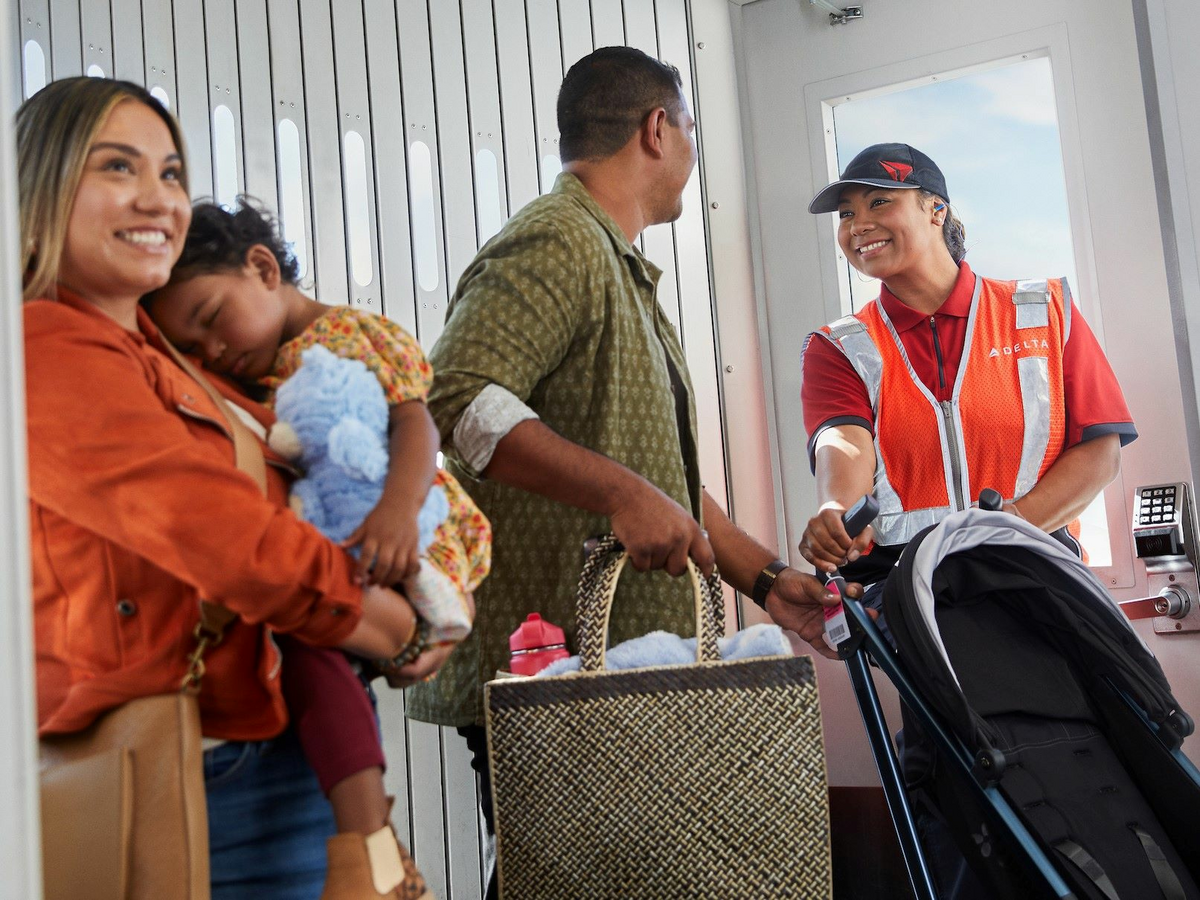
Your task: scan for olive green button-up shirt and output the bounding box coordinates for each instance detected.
[406,173,704,726]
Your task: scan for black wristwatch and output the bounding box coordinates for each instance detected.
[751,559,789,609]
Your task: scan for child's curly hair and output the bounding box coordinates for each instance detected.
[169,196,301,286]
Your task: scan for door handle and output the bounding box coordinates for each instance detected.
[1118,597,1161,620]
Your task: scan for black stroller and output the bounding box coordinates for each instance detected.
[836,506,1200,900]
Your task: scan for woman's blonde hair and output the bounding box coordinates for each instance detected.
[16,77,188,302]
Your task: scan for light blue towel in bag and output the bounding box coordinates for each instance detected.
[537,622,794,677]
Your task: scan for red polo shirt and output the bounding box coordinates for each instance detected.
[801,262,1137,469]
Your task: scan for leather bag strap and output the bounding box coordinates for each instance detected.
[157,337,265,685]
[158,337,268,496]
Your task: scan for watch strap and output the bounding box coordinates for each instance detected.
[751,559,789,609]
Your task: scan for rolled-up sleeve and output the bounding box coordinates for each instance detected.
[24,305,363,644]
[452,384,540,477]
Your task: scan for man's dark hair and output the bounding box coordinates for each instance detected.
[557,46,685,163]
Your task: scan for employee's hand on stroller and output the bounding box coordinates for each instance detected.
[764,568,866,660]
[798,504,875,575]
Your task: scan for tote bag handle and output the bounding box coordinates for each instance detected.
[576,534,724,672]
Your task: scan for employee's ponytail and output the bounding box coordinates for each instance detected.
[943,208,967,264]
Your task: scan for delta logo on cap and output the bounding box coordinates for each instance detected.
[880,160,914,183]
[807,143,950,214]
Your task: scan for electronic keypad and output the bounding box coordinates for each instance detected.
[1121,482,1200,633]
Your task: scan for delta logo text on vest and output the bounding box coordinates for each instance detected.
[819,276,1069,546]
[989,339,1051,358]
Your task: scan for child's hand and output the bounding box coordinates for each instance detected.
[343,498,424,587]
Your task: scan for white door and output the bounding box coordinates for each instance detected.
[733,0,1199,782]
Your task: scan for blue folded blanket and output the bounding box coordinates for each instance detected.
[538,622,794,677]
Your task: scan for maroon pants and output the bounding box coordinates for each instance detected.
[278,635,386,795]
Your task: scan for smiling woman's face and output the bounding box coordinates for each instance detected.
[57,99,191,310]
[836,185,946,282]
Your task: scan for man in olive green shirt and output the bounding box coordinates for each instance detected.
[406,47,854,895]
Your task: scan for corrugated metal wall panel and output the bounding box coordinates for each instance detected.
[330,0,381,313]
[560,0,595,71]
[405,719,449,899]
[662,0,728,521]
[47,0,81,77]
[203,0,244,203]
[297,0,348,302]
[234,0,277,213]
[363,0,417,332]
[110,0,144,83]
[264,0,315,290]
[171,0,213,197]
[461,0,509,235]
[625,7,685,334]
[494,0,539,211]
[142,0,177,112]
[526,0,563,193]
[396,0,450,345]
[78,0,110,76]
[17,0,52,98]
[591,0,626,49]
[429,0,478,314]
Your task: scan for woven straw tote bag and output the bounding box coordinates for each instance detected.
[485,535,831,899]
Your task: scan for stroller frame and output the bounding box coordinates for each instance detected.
[840,573,1200,900]
[838,592,1200,900]
[839,594,1070,899]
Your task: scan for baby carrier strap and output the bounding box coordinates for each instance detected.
[1054,839,1120,900]
[1129,825,1188,900]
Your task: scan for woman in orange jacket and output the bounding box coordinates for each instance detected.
[18,77,435,897]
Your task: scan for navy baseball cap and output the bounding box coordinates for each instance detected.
[808,143,949,214]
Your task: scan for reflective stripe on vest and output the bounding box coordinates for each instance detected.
[814,276,1069,545]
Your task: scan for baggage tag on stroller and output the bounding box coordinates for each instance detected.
[823,576,851,647]
[821,494,879,650]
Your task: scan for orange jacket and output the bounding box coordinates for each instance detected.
[25,290,363,740]
[818,276,1068,546]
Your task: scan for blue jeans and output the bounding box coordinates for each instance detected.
[206,729,336,899]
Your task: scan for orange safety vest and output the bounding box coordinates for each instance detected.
[815,276,1073,547]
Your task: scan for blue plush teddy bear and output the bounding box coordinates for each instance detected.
[268,344,449,559]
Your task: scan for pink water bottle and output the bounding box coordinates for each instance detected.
[508,613,569,676]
